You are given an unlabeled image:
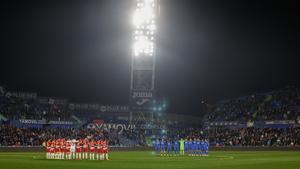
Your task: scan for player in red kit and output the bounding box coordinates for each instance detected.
[65,141,71,160]
[50,140,55,159]
[89,140,95,160]
[103,140,109,160]
[79,140,83,160]
[55,139,61,159]
[60,139,65,160]
[82,140,88,159]
[96,140,103,160]
[75,141,81,160]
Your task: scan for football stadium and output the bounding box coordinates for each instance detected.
[1,0,300,169]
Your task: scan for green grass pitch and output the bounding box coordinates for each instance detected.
[0,151,300,169]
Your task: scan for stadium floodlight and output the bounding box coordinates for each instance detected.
[132,0,156,57]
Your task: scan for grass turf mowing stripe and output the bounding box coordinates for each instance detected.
[0,151,299,169]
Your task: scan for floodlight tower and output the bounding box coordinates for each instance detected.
[130,0,159,125]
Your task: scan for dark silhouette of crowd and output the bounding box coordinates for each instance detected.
[0,93,70,121]
[1,123,300,147]
[0,124,146,147]
[209,127,300,147]
[208,86,300,122]
[0,124,104,146]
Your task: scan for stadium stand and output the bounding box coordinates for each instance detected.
[0,85,300,148]
[208,127,300,147]
[208,86,300,122]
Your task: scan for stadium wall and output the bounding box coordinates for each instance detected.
[1,146,300,152]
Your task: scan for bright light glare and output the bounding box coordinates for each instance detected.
[133,0,156,57]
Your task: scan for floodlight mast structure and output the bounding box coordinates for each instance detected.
[130,0,159,125]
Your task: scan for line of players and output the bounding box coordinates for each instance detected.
[45,139,109,160]
[154,138,209,156]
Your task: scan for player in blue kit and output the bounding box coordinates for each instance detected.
[173,139,179,156]
[160,140,166,156]
[192,139,197,156]
[200,139,205,156]
[188,139,193,156]
[203,139,209,156]
[154,139,160,154]
[167,140,172,156]
[184,139,189,155]
[196,139,201,156]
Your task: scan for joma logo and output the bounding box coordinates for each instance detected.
[132,92,153,98]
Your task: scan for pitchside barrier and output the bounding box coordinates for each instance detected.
[0,146,300,152]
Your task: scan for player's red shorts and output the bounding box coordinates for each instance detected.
[90,148,95,153]
[75,147,81,153]
[46,147,50,153]
[83,148,87,152]
[103,148,108,154]
[97,148,103,154]
[65,148,70,154]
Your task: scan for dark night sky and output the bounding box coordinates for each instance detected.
[1,0,300,115]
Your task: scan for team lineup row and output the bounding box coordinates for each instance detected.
[153,138,209,156]
[44,139,109,160]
